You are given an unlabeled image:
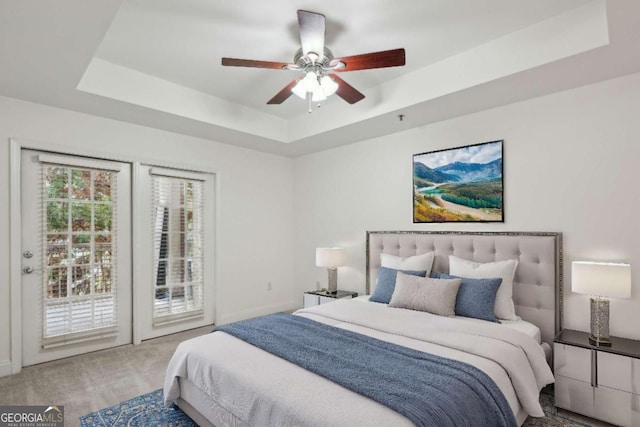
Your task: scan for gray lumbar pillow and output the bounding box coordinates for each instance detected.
[389,272,461,316]
[369,267,427,304]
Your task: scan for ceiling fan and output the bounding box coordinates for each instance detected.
[221,10,406,109]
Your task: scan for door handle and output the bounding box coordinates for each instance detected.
[23,250,34,259]
[23,266,34,274]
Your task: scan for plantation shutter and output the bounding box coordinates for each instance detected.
[150,168,205,325]
[39,154,121,348]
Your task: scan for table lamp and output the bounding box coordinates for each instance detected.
[572,261,631,346]
[316,247,346,294]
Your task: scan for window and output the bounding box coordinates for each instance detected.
[151,169,205,324]
[42,161,119,345]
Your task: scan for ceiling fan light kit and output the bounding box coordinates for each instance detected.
[292,72,338,102]
[221,10,406,112]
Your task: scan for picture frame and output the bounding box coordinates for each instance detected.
[413,140,503,223]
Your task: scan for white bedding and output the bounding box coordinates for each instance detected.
[353,294,542,343]
[164,299,554,426]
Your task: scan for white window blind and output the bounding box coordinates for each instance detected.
[151,169,205,325]
[41,161,118,347]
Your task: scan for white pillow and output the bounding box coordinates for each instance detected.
[389,273,461,316]
[448,255,519,321]
[381,252,435,276]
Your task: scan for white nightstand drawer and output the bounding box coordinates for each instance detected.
[598,351,640,395]
[554,343,591,383]
[595,385,640,426]
[555,330,640,425]
[303,294,320,308]
[554,375,595,417]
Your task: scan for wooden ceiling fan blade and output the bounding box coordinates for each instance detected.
[267,79,299,104]
[221,57,289,70]
[331,75,365,104]
[334,48,406,72]
[297,10,325,58]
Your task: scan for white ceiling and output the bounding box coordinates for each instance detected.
[1,0,640,156]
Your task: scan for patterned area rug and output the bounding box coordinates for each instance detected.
[79,389,196,427]
[80,388,591,426]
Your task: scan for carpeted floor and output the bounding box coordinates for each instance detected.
[526,392,590,427]
[0,326,212,427]
[78,387,603,427]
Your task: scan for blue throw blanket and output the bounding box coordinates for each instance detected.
[217,313,517,427]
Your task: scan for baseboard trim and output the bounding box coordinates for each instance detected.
[217,301,299,325]
[0,360,14,378]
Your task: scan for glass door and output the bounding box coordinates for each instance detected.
[21,150,132,365]
[137,166,215,340]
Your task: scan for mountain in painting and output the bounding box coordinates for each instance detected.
[435,158,502,183]
[413,162,460,184]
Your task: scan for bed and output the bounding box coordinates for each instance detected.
[164,231,562,426]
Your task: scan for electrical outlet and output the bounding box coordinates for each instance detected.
[316,281,321,290]
[267,282,272,291]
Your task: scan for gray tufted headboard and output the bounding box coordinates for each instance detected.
[366,231,563,350]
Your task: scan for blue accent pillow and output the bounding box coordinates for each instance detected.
[434,273,502,323]
[369,267,427,304]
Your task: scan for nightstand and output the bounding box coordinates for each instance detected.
[303,289,358,308]
[554,329,640,426]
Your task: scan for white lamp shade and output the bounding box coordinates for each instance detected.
[291,80,307,99]
[572,261,632,299]
[316,247,346,268]
[320,75,339,96]
[311,89,327,102]
[302,71,319,92]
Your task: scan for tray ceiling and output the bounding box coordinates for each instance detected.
[2,0,639,156]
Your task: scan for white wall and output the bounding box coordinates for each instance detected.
[2,70,639,375]
[0,96,295,373]
[293,72,640,340]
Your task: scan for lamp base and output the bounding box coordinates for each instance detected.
[327,268,338,294]
[589,335,612,347]
[589,297,611,347]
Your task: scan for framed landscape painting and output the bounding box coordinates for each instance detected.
[413,140,503,223]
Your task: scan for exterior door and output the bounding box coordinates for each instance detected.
[136,165,215,340]
[21,149,132,366]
